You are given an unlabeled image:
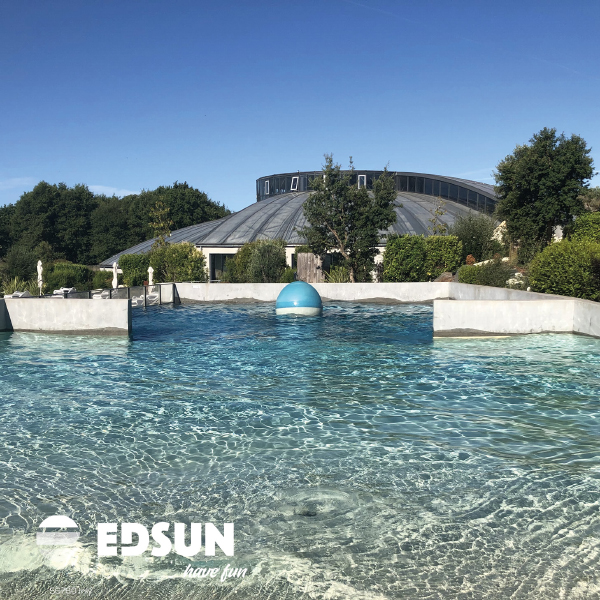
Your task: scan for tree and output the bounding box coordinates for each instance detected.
[299,155,397,282]
[494,127,595,262]
[149,200,174,249]
[2,180,230,266]
[579,186,600,212]
[428,198,448,235]
[448,213,502,262]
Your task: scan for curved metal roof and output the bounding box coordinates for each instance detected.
[99,188,492,267]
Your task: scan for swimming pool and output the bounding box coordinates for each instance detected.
[0,303,598,599]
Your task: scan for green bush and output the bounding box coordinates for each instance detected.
[222,240,287,283]
[448,213,504,262]
[529,239,600,301]
[424,236,463,279]
[4,244,37,280]
[45,263,94,291]
[248,239,287,283]
[92,270,114,289]
[383,235,462,282]
[457,258,513,288]
[149,242,207,283]
[119,253,151,286]
[221,242,261,283]
[280,267,297,283]
[383,235,427,282]
[567,212,600,243]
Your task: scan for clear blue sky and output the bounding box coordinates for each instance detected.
[1,0,599,211]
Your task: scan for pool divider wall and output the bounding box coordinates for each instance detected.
[174,282,455,303]
[3,298,132,336]
[174,282,599,339]
[174,282,562,304]
[434,297,600,338]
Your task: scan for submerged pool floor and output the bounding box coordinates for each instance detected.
[0,303,599,599]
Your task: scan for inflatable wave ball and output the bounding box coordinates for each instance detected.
[276,281,322,316]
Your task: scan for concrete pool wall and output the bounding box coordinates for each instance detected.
[1,283,597,338]
[0,298,131,335]
[175,282,599,339]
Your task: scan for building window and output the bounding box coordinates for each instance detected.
[210,254,232,281]
[358,175,366,189]
[264,181,269,195]
[291,176,299,191]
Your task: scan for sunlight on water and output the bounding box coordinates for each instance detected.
[0,303,599,599]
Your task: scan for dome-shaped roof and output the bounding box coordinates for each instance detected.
[99,173,496,267]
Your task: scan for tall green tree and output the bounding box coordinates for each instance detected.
[299,156,397,282]
[0,203,15,257]
[149,200,174,249]
[9,182,98,263]
[494,127,595,261]
[89,195,131,264]
[1,180,230,272]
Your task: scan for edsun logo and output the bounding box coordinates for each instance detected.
[36,515,80,558]
[37,515,234,558]
[98,521,234,557]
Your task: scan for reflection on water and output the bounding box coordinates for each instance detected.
[0,303,599,599]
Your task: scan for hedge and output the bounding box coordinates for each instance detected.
[149,242,207,283]
[383,235,462,282]
[457,258,513,288]
[423,236,463,279]
[44,263,94,291]
[119,253,151,286]
[529,239,600,301]
[223,239,287,283]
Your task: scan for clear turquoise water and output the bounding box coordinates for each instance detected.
[0,303,599,599]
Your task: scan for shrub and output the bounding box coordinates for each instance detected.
[149,242,207,283]
[457,257,513,288]
[466,254,476,265]
[221,242,261,283]
[2,277,40,295]
[248,239,287,283]
[325,265,350,283]
[92,270,114,289]
[119,253,151,286]
[45,263,94,291]
[529,239,600,301]
[383,235,462,282]
[383,235,427,282]
[567,212,600,243]
[423,236,463,280]
[4,244,37,280]
[449,213,504,262]
[280,267,297,283]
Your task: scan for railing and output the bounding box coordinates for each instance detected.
[43,283,176,307]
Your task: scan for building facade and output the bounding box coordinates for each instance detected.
[100,170,498,281]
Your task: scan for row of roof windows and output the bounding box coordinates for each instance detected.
[257,173,496,214]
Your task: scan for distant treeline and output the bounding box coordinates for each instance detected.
[0,181,230,277]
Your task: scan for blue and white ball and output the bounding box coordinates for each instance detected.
[276,281,322,316]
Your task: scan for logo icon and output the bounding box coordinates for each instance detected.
[37,515,80,552]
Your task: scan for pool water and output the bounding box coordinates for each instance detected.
[0,303,599,599]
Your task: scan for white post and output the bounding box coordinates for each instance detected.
[112,262,118,289]
[148,266,154,286]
